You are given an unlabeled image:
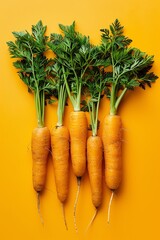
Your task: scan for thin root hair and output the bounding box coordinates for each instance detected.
[85,207,98,233]
[37,192,44,226]
[73,177,81,232]
[107,190,114,224]
[62,203,68,231]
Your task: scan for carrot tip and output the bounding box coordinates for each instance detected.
[61,203,68,231]
[37,192,44,226]
[73,177,81,232]
[107,191,114,224]
[85,207,98,233]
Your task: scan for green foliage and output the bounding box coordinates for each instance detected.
[48,22,102,111]
[100,19,158,115]
[7,19,158,124]
[7,20,53,94]
[7,20,54,127]
[81,67,108,136]
[48,61,68,126]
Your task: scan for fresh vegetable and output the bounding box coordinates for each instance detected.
[7,21,53,221]
[87,136,102,208]
[48,61,70,229]
[48,22,99,230]
[82,66,108,227]
[32,127,51,192]
[100,19,158,222]
[7,19,158,229]
[69,110,87,230]
[51,125,69,202]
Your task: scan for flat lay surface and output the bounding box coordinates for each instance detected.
[1,0,160,239]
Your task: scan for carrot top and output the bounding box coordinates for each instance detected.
[48,22,100,112]
[82,67,108,136]
[7,20,54,127]
[48,61,68,127]
[100,19,158,115]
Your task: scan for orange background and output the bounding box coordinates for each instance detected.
[1,0,160,239]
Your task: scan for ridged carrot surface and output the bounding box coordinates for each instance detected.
[69,111,88,177]
[51,125,70,203]
[102,115,122,190]
[87,135,103,208]
[31,126,51,192]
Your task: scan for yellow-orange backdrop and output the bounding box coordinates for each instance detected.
[1,1,160,239]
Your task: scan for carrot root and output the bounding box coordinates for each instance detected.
[51,125,69,230]
[102,115,122,190]
[87,135,103,208]
[32,126,51,192]
[69,111,87,232]
[51,125,70,203]
[69,111,88,177]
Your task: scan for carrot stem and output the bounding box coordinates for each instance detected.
[115,87,127,111]
[28,43,45,128]
[57,83,67,127]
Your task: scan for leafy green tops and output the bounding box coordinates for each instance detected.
[7,21,53,127]
[48,22,101,112]
[100,19,158,115]
[81,66,107,136]
[49,61,68,127]
[7,19,158,125]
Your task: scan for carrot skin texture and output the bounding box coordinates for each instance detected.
[31,127,51,192]
[51,125,70,203]
[87,135,103,208]
[69,111,88,177]
[102,115,122,190]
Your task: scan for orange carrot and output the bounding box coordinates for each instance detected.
[48,22,96,231]
[69,111,88,178]
[102,115,122,191]
[32,126,51,193]
[51,125,69,203]
[99,19,158,224]
[69,110,88,231]
[87,135,103,208]
[86,135,103,229]
[102,114,122,223]
[7,21,53,224]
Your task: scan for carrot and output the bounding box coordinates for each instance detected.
[51,125,69,203]
[102,115,122,191]
[69,110,88,231]
[69,111,88,178]
[69,111,88,230]
[7,21,54,223]
[32,126,51,193]
[100,19,158,223]
[51,125,69,230]
[102,115,122,222]
[48,22,101,231]
[31,127,51,224]
[83,68,106,230]
[87,135,103,208]
[46,57,70,229]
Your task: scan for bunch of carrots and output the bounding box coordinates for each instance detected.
[7,19,158,229]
